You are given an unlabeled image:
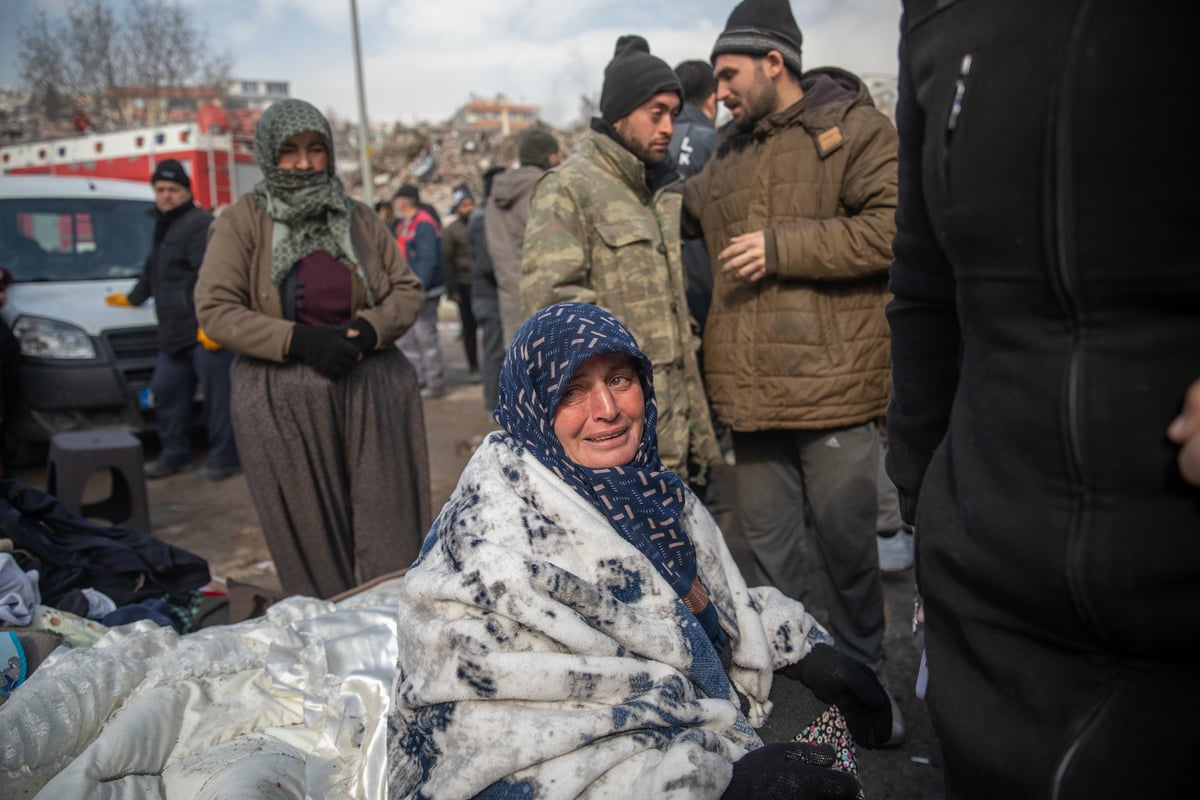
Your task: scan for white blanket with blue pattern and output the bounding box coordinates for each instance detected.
[388,432,828,799]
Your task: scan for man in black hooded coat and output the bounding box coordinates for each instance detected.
[887,2,1200,797]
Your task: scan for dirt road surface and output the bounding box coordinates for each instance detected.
[15,319,946,799]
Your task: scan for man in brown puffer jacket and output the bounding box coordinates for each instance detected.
[684,0,901,743]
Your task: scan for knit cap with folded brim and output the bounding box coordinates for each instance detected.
[711,0,805,78]
[599,37,683,124]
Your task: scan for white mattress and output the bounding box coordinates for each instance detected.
[0,580,404,799]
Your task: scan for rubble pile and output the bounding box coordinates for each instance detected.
[337,122,587,214]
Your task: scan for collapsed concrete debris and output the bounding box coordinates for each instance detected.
[334,121,586,214]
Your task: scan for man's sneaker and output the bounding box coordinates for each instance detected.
[144,459,188,480]
[877,529,914,573]
[193,464,242,481]
[420,385,447,399]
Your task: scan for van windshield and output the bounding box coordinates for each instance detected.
[0,197,155,282]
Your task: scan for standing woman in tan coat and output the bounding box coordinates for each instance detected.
[195,99,432,598]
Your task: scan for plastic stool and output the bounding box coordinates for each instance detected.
[45,431,152,534]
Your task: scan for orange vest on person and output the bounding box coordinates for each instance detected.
[395,207,441,261]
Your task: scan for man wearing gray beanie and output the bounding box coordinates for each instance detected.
[520,36,722,484]
[683,0,905,748]
[710,0,804,78]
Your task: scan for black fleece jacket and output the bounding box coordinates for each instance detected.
[127,202,213,355]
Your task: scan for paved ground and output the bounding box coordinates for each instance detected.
[15,319,947,799]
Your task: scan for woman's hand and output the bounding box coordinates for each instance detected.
[342,318,378,355]
[287,324,361,380]
[1168,378,1200,486]
[779,643,892,748]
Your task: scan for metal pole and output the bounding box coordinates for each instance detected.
[206,128,218,210]
[348,0,373,202]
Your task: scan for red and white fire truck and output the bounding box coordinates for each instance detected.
[0,107,262,209]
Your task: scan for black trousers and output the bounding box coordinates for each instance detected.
[455,282,478,372]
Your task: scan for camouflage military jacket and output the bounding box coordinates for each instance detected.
[521,129,722,476]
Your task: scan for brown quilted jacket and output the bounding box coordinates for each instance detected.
[684,68,897,431]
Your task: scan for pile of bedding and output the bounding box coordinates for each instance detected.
[0,579,404,799]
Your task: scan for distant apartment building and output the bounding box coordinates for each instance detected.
[0,89,30,143]
[106,85,224,126]
[448,95,539,136]
[225,79,291,112]
[100,79,289,127]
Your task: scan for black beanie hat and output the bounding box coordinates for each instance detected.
[518,127,561,169]
[599,36,682,124]
[613,34,649,57]
[711,0,804,78]
[394,183,420,202]
[150,158,191,190]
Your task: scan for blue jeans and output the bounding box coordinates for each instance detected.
[150,345,239,468]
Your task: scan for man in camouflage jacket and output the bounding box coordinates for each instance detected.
[521,38,721,481]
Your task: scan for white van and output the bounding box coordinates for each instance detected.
[0,175,160,458]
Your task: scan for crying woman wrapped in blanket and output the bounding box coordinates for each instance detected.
[387,303,893,800]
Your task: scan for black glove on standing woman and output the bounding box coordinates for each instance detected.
[288,324,362,380]
[343,318,378,355]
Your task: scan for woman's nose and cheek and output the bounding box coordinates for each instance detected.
[587,386,620,419]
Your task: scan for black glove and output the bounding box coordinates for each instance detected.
[287,324,361,380]
[342,318,378,355]
[780,643,892,749]
[722,742,861,800]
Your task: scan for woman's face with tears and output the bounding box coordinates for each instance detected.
[553,354,645,469]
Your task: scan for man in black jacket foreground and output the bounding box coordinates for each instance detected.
[886,2,1199,796]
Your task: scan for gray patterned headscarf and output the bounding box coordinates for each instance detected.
[253,99,370,301]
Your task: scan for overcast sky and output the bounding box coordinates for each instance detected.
[0,0,901,127]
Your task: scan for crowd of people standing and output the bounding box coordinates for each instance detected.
[101,0,1195,796]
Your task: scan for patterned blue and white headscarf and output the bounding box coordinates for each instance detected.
[496,303,721,644]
